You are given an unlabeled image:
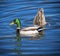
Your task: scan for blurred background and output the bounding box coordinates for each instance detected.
[0,0,60,56]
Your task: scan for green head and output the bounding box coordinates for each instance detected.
[10,18,21,28]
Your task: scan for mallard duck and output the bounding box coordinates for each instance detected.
[10,8,46,36]
[34,8,46,27]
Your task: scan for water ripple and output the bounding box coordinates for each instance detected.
[0,0,60,56]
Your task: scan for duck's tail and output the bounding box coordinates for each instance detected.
[34,8,47,27]
[36,27,44,32]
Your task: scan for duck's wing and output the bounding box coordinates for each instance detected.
[21,27,38,31]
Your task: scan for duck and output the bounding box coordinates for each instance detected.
[34,8,46,27]
[10,8,46,36]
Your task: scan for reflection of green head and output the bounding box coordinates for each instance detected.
[10,18,21,28]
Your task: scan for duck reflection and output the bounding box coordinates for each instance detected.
[14,31,22,55]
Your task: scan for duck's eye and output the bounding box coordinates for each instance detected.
[13,19,16,24]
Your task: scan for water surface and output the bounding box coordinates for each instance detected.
[0,0,60,56]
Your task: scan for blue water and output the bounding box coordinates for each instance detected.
[0,0,60,56]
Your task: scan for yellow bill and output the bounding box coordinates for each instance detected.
[10,21,14,25]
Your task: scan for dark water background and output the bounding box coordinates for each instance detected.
[0,0,60,56]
